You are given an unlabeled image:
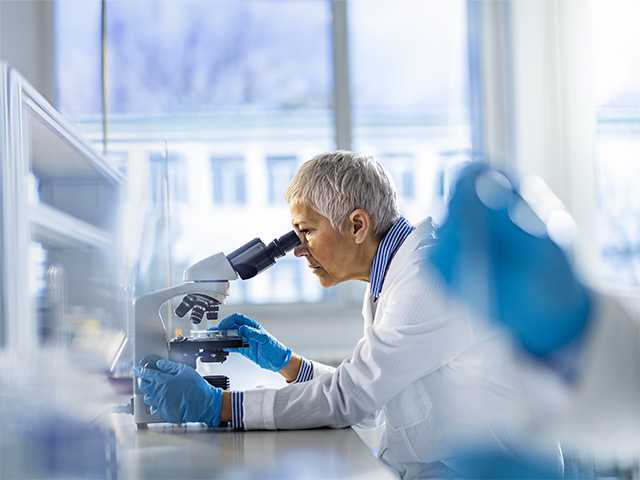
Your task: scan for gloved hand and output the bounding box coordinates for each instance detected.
[217,313,292,371]
[133,359,222,426]
[428,162,593,357]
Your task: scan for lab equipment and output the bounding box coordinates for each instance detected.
[428,162,592,357]
[135,358,223,427]
[217,313,293,371]
[133,230,300,427]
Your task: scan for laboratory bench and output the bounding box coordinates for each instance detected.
[110,413,397,480]
[111,357,396,479]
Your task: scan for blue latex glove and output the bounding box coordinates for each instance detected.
[217,313,292,371]
[428,162,592,357]
[133,359,222,426]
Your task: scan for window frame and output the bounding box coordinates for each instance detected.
[210,154,247,206]
[266,154,298,205]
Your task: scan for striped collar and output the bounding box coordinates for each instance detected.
[369,216,414,301]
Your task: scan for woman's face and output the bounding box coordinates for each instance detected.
[289,202,366,287]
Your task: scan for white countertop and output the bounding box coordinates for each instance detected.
[113,356,396,479]
[112,415,397,480]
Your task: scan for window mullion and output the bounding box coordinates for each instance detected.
[331,0,352,151]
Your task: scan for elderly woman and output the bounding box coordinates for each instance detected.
[136,151,542,478]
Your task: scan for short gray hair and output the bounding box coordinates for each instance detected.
[285,150,399,237]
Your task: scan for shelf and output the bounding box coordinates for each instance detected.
[24,95,124,184]
[13,65,123,185]
[1,62,126,353]
[30,203,113,250]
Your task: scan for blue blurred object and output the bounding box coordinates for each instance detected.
[134,359,222,426]
[217,313,292,371]
[447,446,567,479]
[429,162,592,357]
[28,413,118,479]
[0,410,117,479]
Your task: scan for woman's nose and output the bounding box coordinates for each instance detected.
[293,244,307,257]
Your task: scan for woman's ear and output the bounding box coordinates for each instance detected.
[348,209,371,244]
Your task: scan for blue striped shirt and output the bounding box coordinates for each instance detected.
[369,216,414,301]
[230,391,243,430]
[294,358,314,382]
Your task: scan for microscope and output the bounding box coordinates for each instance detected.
[133,230,300,428]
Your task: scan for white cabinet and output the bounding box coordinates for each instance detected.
[0,63,127,354]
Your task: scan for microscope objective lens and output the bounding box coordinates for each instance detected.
[190,305,205,324]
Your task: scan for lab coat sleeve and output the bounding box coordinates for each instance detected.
[242,362,336,429]
[242,255,471,430]
[291,358,335,383]
[310,361,336,378]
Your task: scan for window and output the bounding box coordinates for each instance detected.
[54,0,473,306]
[149,152,188,205]
[378,153,416,201]
[267,155,297,205]
[591,0,640,284]
[56,1,332,117]
[348,0,470,223]
[211,156,246,206]
[246,257,324,303]
[253,258,301,303]
[55,0,334,303]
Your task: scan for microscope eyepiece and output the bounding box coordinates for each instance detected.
[272,230,301,255]
[227,230,301,280]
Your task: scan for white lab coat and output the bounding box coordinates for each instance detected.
[243,219,542,476]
